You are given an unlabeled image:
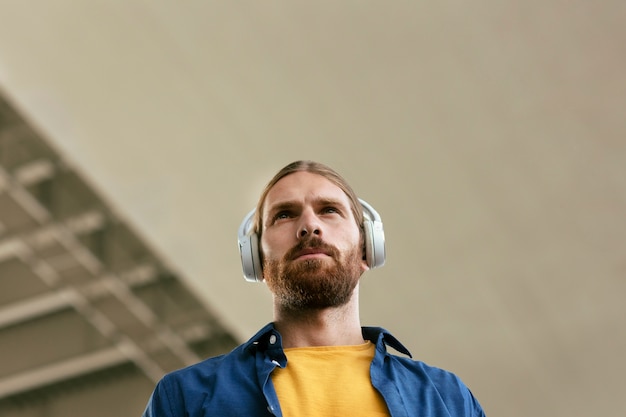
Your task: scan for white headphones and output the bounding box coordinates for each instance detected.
[237,198,386,282]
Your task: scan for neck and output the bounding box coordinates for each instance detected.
[273,287,364,348]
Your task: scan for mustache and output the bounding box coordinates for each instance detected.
[284,236,340,261]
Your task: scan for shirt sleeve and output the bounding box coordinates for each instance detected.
[423,362,487,417]
[468,388,486,417]
[142,377,180,417]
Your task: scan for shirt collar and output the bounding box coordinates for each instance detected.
[244,322,282,353]
[362,326,412,358]
[244,322,412,358]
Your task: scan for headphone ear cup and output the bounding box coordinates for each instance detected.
[239,233,263,282]
[363,219,386,269]
[359,199,386,269]
[238,209,263,282]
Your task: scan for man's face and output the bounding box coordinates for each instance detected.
[260,171,368,309]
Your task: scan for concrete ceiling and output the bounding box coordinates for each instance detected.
[1,2,624,416]
[0,112,237,414]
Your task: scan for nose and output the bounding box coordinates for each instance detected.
[297,209,321,239]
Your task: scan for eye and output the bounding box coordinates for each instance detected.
[273,211,292,221]
[321,206,340,215]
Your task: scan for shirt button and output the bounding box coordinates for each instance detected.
[269,334,277,344]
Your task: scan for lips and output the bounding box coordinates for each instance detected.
[292,247,330,260]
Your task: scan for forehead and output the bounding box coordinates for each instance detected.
[263,171,351,210]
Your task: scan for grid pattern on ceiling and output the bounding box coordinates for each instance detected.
[0,93,237,403]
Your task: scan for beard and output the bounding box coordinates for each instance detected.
[263,236,363,310]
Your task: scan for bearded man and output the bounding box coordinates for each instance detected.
[143,160,486,417]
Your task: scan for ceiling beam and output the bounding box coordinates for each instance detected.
[0,345,129,399]
[0,288,77,329]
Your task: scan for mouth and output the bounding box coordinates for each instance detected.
[286,237,339,262]
[292,248,331,260]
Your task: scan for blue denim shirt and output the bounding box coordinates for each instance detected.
[143,323,485,417]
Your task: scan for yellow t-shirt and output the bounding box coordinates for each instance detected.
[271,342,390,417]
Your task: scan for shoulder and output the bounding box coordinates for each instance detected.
[387,354,466,386]
[383,355,485,416]
[363,326,473,393]
[160,343,250,390]
[160,322,278,387]
[144,345,252,417]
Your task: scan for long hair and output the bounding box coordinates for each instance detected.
[252,160,364,239]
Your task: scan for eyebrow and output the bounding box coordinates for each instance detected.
[315,197,347,209]
[265,197,348,219]
[266,201,298,217]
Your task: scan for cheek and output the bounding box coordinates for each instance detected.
[334,234,364,263]
[259,237,272,261]
[260,233,290,261]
